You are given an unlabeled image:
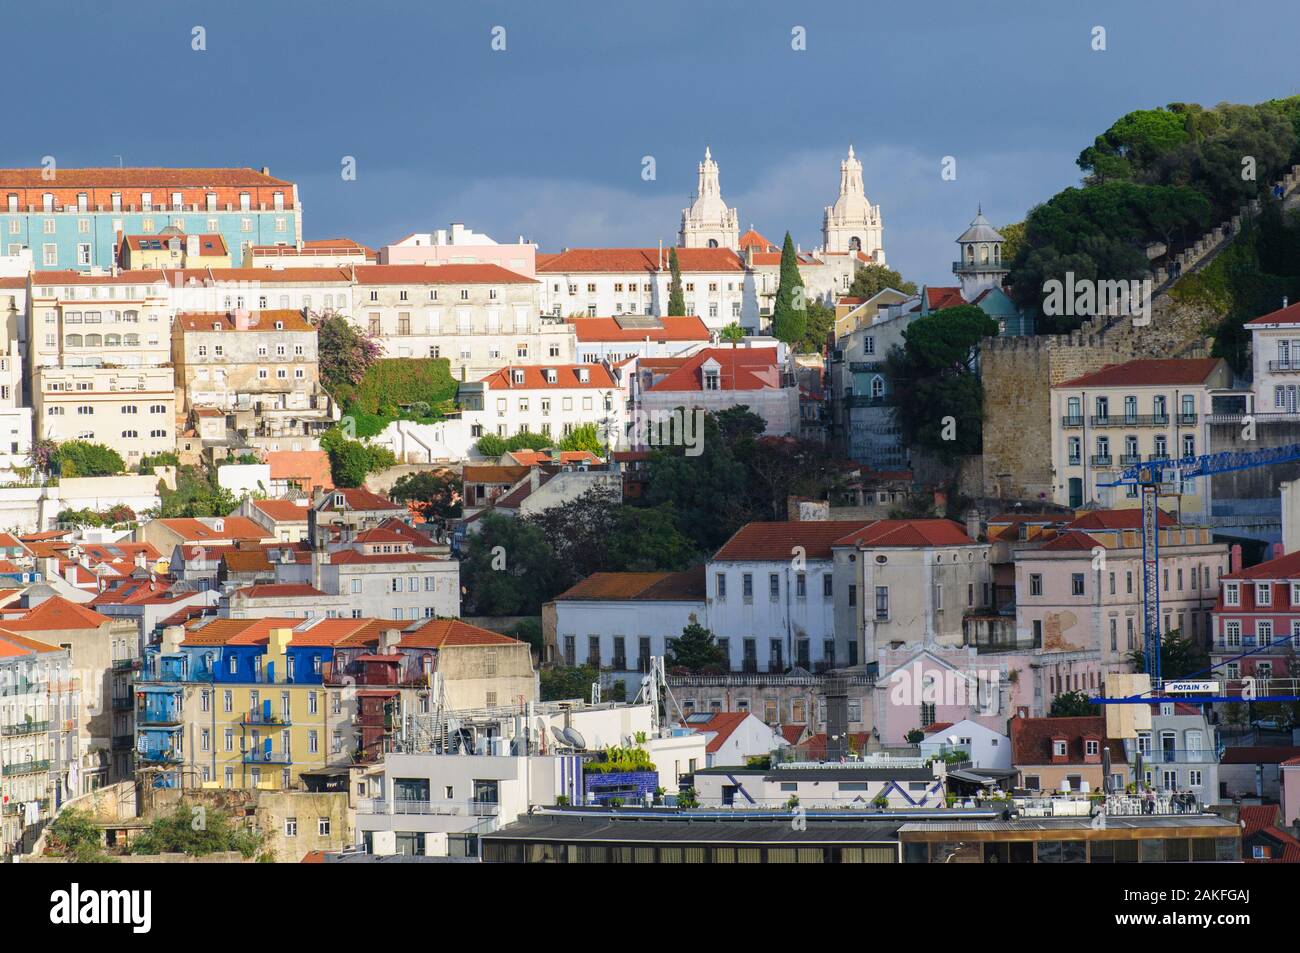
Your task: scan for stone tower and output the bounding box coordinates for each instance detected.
[822,145,885,262]
[954,206,1008,299]
[679,147,739,250]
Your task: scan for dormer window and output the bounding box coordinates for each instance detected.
[333,493,345,507]
[704,370,720,391]
[275,321,284,330]
[512,369,526,385]
[577,368,589,384]
[1085,739,1099,757]
[1257,583,1272,607]
[544,369,557,384]
[1051,739,1067,758]
[1224,583,1240,606]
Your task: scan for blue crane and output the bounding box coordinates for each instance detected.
[1098,441,1300,690]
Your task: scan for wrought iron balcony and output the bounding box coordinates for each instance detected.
[1,720,49,737]
[242,748,292,764]
[1120,453,1143,465]
[240,711,292,727]
[1090,454,1113,467]
[3,759,51,776]
[1061,415,1084,428]
[1268,360,1300,373]
[1092,414,1169,427]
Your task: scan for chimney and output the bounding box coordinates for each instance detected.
[161,625,185,654]
[261,166,270,176]
[233,307,251,331]
[1274,542,1285,560]
[965,507,981,542]
[135,552,147,570]
[1231,544,1243,574]
[1285,296,1290,309]
[380,628,402,653]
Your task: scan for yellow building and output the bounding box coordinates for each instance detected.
[120,232,231,270]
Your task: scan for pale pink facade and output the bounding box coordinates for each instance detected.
[379,223,536,277]
[1281,760,1300,828]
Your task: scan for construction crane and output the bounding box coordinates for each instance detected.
[1096,441,1300,700]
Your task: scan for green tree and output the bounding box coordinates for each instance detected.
[799,297,835,353]
[46,807,108,862]
[667,247,685,316]
[771,231,807,345]
[1049,690,1099,717]
[540,664,600,702]
[130,802,262,858]
[156,465,241,518]
[461,512,562,615]
[389,469,462,526]
[506,617,544,656]
[719,321,745,347]
[321,428,396,488]
[847,262,918,299]
[56,441,125,477]
[607,504,698,571]
[558,422,605,455]
[666,621,728,673]
[474,433,508,458]
[1125,629,1208,680]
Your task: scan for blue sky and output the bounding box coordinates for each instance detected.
[6,1,1298,284]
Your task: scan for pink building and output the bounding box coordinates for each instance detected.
[1212,547,1300,685]
[378,223,536,277]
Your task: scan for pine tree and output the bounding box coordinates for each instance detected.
[667,247,686,316]
[771,231,807,345]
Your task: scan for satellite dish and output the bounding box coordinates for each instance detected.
[550,726,570,747]
[563,727,586,750]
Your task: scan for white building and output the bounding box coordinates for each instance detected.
[378,223,537,278]
[459,363,623,444]
[569,314,711,364]
[918,718,1012,771]
[633,346,800,439]
[1247,298,1300,414]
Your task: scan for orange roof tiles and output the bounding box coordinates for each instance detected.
[1065,509,1176,532]
[0,596,111,632]
[646,347,782,393]
[176,309,314,332]
[0,167,292,188]
[157,516,269,541]
[251,499,312,523]
[713,521,873,561]
[568,315,710,343]
[1056,358,1224,389]
[352,264,535,285]
[834,519,975,548]
[232,584,326,599]
[480,364,616,389]
[537,247,744,274]
[398,618,521,649]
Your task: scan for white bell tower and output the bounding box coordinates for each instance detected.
[822,145,884,262]
[679,147,739,250]
[953,206,1008,299]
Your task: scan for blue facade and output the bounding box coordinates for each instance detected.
[143,643,334,685]
[1,209,299,271]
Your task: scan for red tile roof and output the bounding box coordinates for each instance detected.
[1065,509,1176,532]
[463,465,530,485]
[251,499,312,523]
[1222,549,1300,581]
[505,450,600,466]
[123,232,228,256]
[713,520,873,561]
[925,286,965,310]
[683,711,751,754]
[0,167,292,188]
[737,229,777,252]
[480,364,616,389]
[176,309,314,332]
[157,516,269,542]
[1246,301,1300,326]
[398,618,521,649]
[352,264,535,285]
[779,724,805,745]
[265,450,333,492]
[556,567,706,602]
[232,584,327,600]
[1056,358,1224,389]
[568,315,711,343]
[833,519,976,548]
[1009,715,1125,765]
[537,247,744,274]
[646,347,783,393]
[1037,530,1104,552]
[0,596,111,632]
[317,488,403,512]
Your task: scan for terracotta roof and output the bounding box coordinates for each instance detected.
[123,233,228,256]
[397,618,521,649]
[1246,301,1300,326]
[222,551,274,573]
[463,465,530,485]
[537,247,744,274]
[329,551,446,566]
[0,629,64,657]
[233,584,326,600]
[317,487,402,512]
[352,264,535,285]
[181,617,301,647]
[480,364,616,389]
[556,567,706,602]
[1240,804,1300,862]
[779,725,805,745]
[0,596,110,632]
[737,229,777,252]
[833,519,975,549]
[797,732,873,759]
[1056,358,1224,389]
[1065,509,1176,532]
[568,315,711,343]
[157,516,268,541]
[1222,549,1300,581]
[1037,531,1105,552]
[646,347,783,393]
[683,711,751,754]
[265,450,332,491]
[713,521,872,561]
[251,499,312,523]
[505,450,600,466]
[925,286,966,310]
[0,167,292,187]
[1009,715,1125,765]
[289,618,390,647]
[176,309,314,332]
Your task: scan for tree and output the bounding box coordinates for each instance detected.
[460,512,563,615]
[800,298,835,354]
[130,802,262,859]
[321,428,395,488]
[558,422,604,455]
[606,504,697,571]
[847,263,918,299]
[1049,690,1099,717]
[506,618,543,656]
[389,469,462,527]
[771,231,807,345]
[667,247,685,316]
[46,807,108,862]
[666,621,728,673]
[540,664,600,702]
[1125,629,1208,680]
[55,441,125,477]
[885,305,998,460]
[29,438,57,474]
[156,465,240,518]
[314,312,381,400]
[719,322,745,347]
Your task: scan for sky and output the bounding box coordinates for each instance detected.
[5,1,1299,285]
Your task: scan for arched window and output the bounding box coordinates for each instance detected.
[707,239,718,248]
[124,310,139,323]
[124,334,139,346]
[85,334,102,347]
[965,245,974,264]
[65,334,83,347]
[105,334,122,347]
[979,244,989,264]
[870,376,885,399]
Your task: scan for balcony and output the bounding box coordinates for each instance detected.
[1089,454,1113,467]
[358,798,500,817]
[1091,415,1168,427]
[112,658,140,673]
[240,711,292,727]
[1061,415,1084,428]
[1131,748,1216,764]
[2,759,51,776]
[137,750,182,765]
[1,720,50,737]
[112,694,134,711]
[1119,453,1143,466]
[1268,360,1300,374]
[242,748,292,765]
[1177,412,1198,425]
[1148,452,1170,462]
[952,259,1007,274]
[137,708,182,727]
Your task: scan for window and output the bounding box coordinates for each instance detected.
[1029,573,1042,596]
[742,573,753,602]
[1071,573,1085,596]
[1224,583,1240,606]
[715,573,726,600]
[875,586,889,620]
[1257,583,1272,607]
[284,817,297,837]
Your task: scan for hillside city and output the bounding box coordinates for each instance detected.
[4,98,1300,871]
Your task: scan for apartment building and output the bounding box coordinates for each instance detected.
[171,308,333,453]
[569,314,710,364]
[1247,298,1300,414]
[634,346,799,439]
[246,237,373,270]
[1050,358,1232,516]
[378,222,536,277]
[459,364,623,444]
[0,167,300,271]
[0,631,78,857]
[1015,511,1228,694]
[33,364,176,465]
[537,247,753,332]
[119,231,231,270]
[352,264,567,378]
[1211,547,1300,685]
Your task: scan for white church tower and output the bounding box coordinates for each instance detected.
[822,146,884,262]
[679,147,739,250]
[953,206,1008,299]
